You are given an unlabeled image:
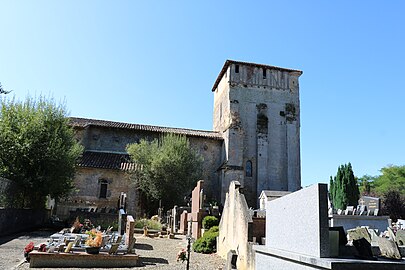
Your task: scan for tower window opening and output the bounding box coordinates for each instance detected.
[235,65,239,73]
[246,160,253,177]
[263,69,266,79]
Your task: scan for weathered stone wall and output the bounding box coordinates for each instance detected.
[218,181,255,270]
[56,167,136,219]
[213,62,302,207]
[0,209,50,237]
[69,125,223,217]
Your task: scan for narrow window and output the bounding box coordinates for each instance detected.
[99,180,108,198]
[246,160,253,177]
[263,69,266,79]
[235,64,239,73]
[220,103,222,120]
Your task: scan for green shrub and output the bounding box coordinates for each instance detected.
[134,218,162,230]
[193,226,219,254]
[202,216,219,230]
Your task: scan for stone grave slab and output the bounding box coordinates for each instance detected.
[347,227,371,243]
[396,230,405,246]
[378,237,401,260]
[29,251,139,268]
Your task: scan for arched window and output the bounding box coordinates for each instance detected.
[246,160,253,177]
[99,179,108,198]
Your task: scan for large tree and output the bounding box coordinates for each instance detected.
[329,163,360,210]
[0,96,83,208]
[127,133,203,211]
[373,165,405,197]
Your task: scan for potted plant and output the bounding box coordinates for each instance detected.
[85,229,102,254]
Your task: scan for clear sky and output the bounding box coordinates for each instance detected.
[1,1,404,187]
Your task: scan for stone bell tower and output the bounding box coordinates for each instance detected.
[212,60,302,206]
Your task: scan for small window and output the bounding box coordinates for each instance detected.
[99,180,108,198]
[263,69,266,79]
[246,160,252,177]
[220,103,222,120]
[235,64,239,73]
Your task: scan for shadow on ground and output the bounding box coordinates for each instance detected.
[135,243,154,250]
[139,257,169,266]
[0,230,55,246]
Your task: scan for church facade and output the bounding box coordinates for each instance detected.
[57,60,302,218]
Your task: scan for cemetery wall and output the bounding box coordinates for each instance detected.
[0,209,49,237]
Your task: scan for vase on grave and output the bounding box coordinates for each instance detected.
[85,246,101,254]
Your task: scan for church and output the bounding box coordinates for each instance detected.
[56,60,303,219]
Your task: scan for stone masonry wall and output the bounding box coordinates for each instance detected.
[213,62,301,207]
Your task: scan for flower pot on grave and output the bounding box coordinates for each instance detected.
[85,246,101,254]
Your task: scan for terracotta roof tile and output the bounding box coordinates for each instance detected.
[69,117,223,140]
[78,151,137,171]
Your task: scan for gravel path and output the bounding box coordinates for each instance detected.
[0,230,225,270]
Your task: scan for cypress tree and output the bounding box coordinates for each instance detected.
[329,163,360,210]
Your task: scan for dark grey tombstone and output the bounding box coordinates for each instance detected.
[226,250,237,270]
[358,196,380,213]
[353,238,375,260]
[329,227,347,246]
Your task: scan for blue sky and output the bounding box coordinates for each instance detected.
[1,1,404,187]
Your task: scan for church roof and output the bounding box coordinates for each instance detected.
[211,59,303,92]
[69,117,223,140]
[78,151,137,171]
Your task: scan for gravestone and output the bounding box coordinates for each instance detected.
[265,183,330,257]
[172,205,178,232]
[118,209,127,235]
[358,196,380,213]
[368,229,380,246]
[125,215,135,246]
[190,180,205,239]
[397,219,405,230]
[378,237,401,259]
[347,227,371,243]
[352,238,374,260]
[178,210,188,235]
[396,229,405,246]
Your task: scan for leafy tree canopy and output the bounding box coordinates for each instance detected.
[0,96,83,208]
[127,134,203,210]
[373,165,405,197]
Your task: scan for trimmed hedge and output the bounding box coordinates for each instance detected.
[134,218,162,230]
[202,216,219,230]
[193,226,219,254]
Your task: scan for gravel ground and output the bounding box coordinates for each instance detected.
[0,230,225,270]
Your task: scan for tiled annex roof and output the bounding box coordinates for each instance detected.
[69,117,223,140]
[211,59,303,92]
[78,151,137,171]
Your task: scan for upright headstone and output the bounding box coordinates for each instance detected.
[191,180,205,239]
[172,205,178,232]
[358,196,380,214]
[125,215,135,246]
[179,210,188,235]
